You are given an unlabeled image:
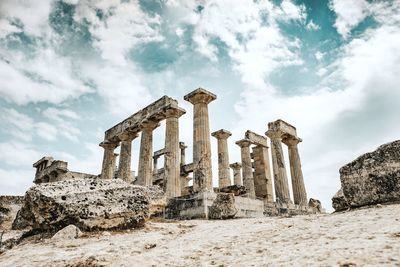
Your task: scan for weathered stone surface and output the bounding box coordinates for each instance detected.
[218,185,247,196]
[332,188,349,211]
[208,193,238,219]
[333,140,400,210]
[0,196,23,230]
[51,225,82,240]
[0,230,29,253]
[308,198,322,213]
[13,179,150,232]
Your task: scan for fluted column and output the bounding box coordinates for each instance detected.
[252,145,274,202]
[229,162,242,186]
[236,139,256,199]
[266,131,291,204]
[116,132,137,183]
[99,141,119,179]
[164,107,186,198]
[283,137,307,205]
[212,129,232,188]
[184,88,216,192]
[137,121,159,186]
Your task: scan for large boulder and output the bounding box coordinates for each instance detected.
[208,193,238,219]
[12,179,151,232]
[0,196,23,230]
[332,140,400,211]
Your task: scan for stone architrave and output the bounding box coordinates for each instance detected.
[236,139,256,199]
[164,107,186,198]
[137,121,159,186]
[283,136,307,205]
[212,129,232,188]
[184,88,216,192]
[266,131,291,204]
[116,132,138,183]
[99,141,119,179]
[229,162,242,186]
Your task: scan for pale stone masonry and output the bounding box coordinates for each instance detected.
[164,107,186,198]
[283,136,307,205]
[184,88,216,192]
[137,121,159,186]
[236,139,256,199]
[116,132,138,183]
[100,141,119,180]
[230,162,242,186]
[212,129,232,188]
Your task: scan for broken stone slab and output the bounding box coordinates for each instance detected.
[332,188,350,211]
[51,225,83,240]
[13,179,150,233]
[208,193,238,220]
[333,140,400,211]
[218,185,247,196]
[308,198,322,213]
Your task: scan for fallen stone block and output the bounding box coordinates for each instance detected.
[51,225,82,240]
[332,188,349,211]
[308,198,322,213]
[208,193,238,219]
[333,140,400,211]
[13,179,150,232]
[218,185,247,196]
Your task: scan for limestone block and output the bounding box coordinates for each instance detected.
[334,140,400,210]
[51,224,82,240]
[208,193,238,219]
[218,185,247,196]
[12,179,151,232]
[308,198,322,213]
[332,188,349,211]
[0,196,23,230]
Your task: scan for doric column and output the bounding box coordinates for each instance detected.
[236,139,256,199]
[212,129,232,188]
[137,121,159,186]
[266,131,291,204]
[283,136,307,205]
[99,141,119,179]
[116,132,138,183]
[252,145,274,202]
[184,88,216,192]
[179,142,187,166]
[153,155,159,176]
[229,162,242,186]
[164,107,186,198]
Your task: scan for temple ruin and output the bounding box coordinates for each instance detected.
[31,88,317,218]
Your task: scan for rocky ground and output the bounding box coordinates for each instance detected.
[1,204,399,267]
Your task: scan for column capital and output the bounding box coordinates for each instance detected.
[184,87,217,105]
[140,120,160,130]
[165,106,186,119]
[282,136,302,147]
[235,139,251,148]
[119,132,139,142]
[179,142,187,149]
[211,129,232,139]
[99,140,119,149]
[229,162,242,170]
[265,130,281,140]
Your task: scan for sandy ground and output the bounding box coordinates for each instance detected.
[0,204,399,267]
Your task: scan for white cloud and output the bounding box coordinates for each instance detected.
[329,0,370,38]
[0,142,42,167]
[43,107,80,122]
[306,20,320,31]
[35,122,58,141]
[316,67,327,76]
[315,51,324,61]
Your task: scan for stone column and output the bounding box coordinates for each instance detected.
[116,132,137,183]
[252,145,274,202]
[99,141,119,179]
[283,137,307,205]
[230,162,242,186]
[184,88,216,192]
[179,142,187,166]
[266,131,291,204]
[164,107,186,198]
[236,139,256,199]
[212,129,232,188]
[137,121,159,186]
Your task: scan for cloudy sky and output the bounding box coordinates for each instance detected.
[1,0,399,210]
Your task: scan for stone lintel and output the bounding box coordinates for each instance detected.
[229,162,242,169]
[267,119,297,139]
[153,148,166,158]
[245,130,268,147]
[211,129,232,139]
[235,139,252,148]
[184,87,217,105]
[33,156,54,167]
[104,96,180,142]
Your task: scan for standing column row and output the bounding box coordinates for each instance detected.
[116,132,138,183]
[236,139,256,199]
[212,129,232,188]
[100,141,119,180]
[137,121,159,186]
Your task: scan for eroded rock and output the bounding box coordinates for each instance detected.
[308,198,322,213]
[332,188,349,211]
[208,193,238,219]
[52,225,82,240]
[0,196,23,230]
[333,140,400,211]
[13,179,150,232]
